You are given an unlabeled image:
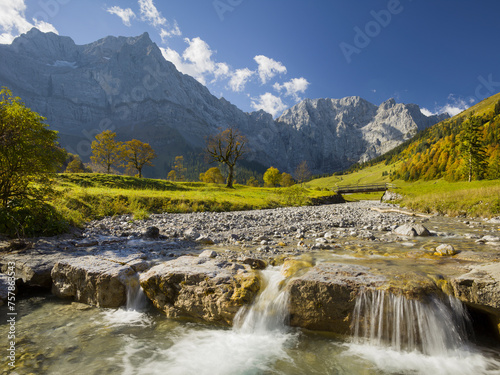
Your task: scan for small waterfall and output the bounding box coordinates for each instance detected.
[233,267,290,334]
[352,289,471,355]
[126,275,148,312]
[146,267,294,375]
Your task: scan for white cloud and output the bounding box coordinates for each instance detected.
[106,6,136,27]
[229,68,254,92]
[273,77,309,102]
[138,0,166,27]
[254,55,287,84]
[0,0,58,44]
[251,92,288,117]
[160,37,225,85]
[421,95,470,117]
[159,21,181,41]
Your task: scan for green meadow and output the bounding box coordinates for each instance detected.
[52,173,334,228]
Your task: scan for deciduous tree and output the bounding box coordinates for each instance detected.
[263,166,281,187]
[122,139,156,178]
[0,88,65,208]
[90,130,123,173]
[281,172,295,187]
[206,127,247,188]
[294,161,311,185]
[200,167,225,184]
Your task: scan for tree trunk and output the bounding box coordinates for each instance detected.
[226,165,234,188]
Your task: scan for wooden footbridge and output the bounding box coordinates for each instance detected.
[333,183,397,194]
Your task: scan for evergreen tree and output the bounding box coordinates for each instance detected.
[459,115,487,182]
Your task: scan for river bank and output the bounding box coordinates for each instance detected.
[1,201,500,373]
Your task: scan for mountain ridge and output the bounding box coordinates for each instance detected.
[0,28,448,178]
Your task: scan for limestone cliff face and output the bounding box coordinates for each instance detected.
[0,29,447,176]
[276,97,448,171]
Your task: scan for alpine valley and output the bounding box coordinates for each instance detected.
[0,28,448,178]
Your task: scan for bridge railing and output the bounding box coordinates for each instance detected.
[332,183,397,194]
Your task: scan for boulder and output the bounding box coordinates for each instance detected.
[143,226,160,239]
[51,256,136,308]
[287,263,386,334]
[394,223,430,237]
[381,190,403,202]
[139,256,260,325]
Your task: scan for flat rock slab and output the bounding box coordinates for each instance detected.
[0,249,90,288]
[451,262,500,313]
[140,256,260,326]
[287,263,386,334]
[51,256,136,308]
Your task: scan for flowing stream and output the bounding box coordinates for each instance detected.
[2,268,500,374]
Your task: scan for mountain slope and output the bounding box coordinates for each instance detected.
[348,92,500,182]
[0,29,446,177]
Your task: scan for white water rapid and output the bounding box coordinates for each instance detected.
[122,267,295,375]
[347,289,500,374]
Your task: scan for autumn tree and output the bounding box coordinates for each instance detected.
[121,139,157,178]
[246,176,260,187]
[65,156,88,173]
[200,167,225,184]
[0,88,66,236]
[263,166,281,187]
[172,156,187,181]
[0,87,66,208]
[90,130,123,173]
[281,172,295,187]
[294,161,312,185]
[206,127,247,188]
[459,115,487,182]
[167,170,176,181]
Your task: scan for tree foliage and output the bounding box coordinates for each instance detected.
[200,167,225,184]
[0,87,66,236]
[281,172,295,187]
[294,161,312,184]
[90,130,123,173]
[172,156,187,181]
[206,127,247,188]
[459,114,488,182]
[263,166,281,187]
[122,139,156,178]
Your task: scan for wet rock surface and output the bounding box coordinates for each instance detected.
[140,256,260,325]
[1,201,499,334]
[288,263,386,333]
[51,256,136,308]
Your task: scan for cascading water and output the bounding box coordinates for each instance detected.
[233,267,290,334]
[352,289,471,354]
[102,274,150,326]
[124,266,295,375]
[347,289,500,374]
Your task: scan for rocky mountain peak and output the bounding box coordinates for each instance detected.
[0,29,448,177]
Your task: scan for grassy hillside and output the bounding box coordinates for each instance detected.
[52,173,335,229]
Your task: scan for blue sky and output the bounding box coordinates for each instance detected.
[1,0,500,117]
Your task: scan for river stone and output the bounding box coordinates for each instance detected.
[381,191,403,202]
[51,256,136,308]
[434,244,457,256]
[199,250,217,258]
[143,226,160,239]
[139,256,260,326]
[394,223,430,237]
[287,263,386,334]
